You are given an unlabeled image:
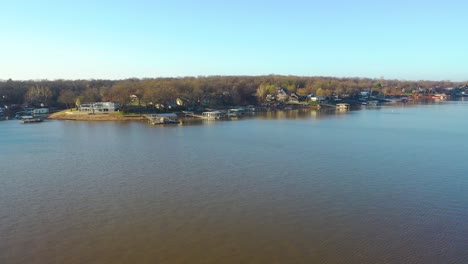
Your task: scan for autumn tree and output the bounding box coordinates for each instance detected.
[75,97,82,108]
[316,87,324,96]
[255,84,268,103]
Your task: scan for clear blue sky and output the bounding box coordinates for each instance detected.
[1,0,467,81]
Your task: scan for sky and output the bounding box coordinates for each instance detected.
[1,0,467,81]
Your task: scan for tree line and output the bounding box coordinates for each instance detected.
[0,76,464,110]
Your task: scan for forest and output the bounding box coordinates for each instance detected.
[0,76,464,111]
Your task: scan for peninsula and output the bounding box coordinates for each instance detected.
[48,110,145,121]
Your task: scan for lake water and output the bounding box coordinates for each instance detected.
[1,101,468,263]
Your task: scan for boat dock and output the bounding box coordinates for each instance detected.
[336,103,350,110]
[20,116,43,123]
[182,111,203,118]
[145,113,179,125]
[319,103,350,110]
[182,111,227,120]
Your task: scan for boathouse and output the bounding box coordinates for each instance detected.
[336,103,350,110]
[145,113,179,124]
[202,111,225,120]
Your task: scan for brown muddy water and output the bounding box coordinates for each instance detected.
[1,102,468,263]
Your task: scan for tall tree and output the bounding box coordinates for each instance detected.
[25,85,52,106]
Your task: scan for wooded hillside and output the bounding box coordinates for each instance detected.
[0,76,462,109]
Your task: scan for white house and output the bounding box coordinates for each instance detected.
[79,102,120,112]
[310,96,326,102]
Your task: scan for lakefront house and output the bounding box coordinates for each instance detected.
[78,102,120,112]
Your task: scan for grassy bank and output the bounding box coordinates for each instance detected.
[48,110,145,121]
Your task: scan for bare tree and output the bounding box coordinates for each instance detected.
[25,85,52,106]
[58,90,77,109]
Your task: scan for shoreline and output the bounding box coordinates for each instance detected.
[47,99,454,122]
[48,105,320,122]
[48,111,146,121]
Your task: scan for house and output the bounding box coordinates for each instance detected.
[32,108,49,118]
[360,91,370,97]
[93,102,120,112]
[130,94,138,101]
[176,98,185,106]
[289,93,299,102]
[310,96,326,102]
[79,102,120,112]
[276,88,289,102]
[78,104,93,111]
[266,94,276,102]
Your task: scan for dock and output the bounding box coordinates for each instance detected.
[182,110,227,120]
[336,103,350,110]
[145,113,179,125]
[182,111,203,118]
[20,116,43,123]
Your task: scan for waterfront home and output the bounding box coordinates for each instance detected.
[130,94,138,102]
[276,88,289,102]
[176,97,191,106]
[93,102,120,112]
[78,104,93,111]
[176,98,184,106]
[32,108,49,118]
[79,102,120,112]
[14,108,49,119]
[310,96,326,102]
[289,93,300,102]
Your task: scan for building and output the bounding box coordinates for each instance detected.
[276,88,289,102]
[0,107,5,120]
[32,108,49,118]
[310,96,326,102]
[79,102,120,112]
[145,113,179,124]
[202,110,225,120]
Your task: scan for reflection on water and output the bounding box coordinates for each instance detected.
[1,102,468,263]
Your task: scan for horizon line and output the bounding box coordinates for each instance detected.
[1,74,467,83]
